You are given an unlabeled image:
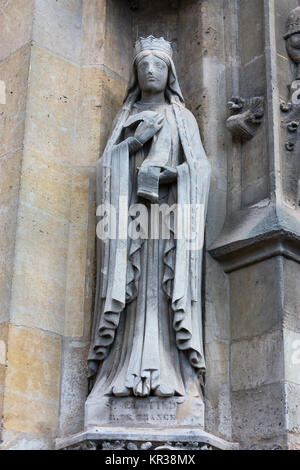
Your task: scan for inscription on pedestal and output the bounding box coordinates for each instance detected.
[107,397,182,426]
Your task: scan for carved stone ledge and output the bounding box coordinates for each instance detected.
[210,229,300,273]
[55,426,239,451]
[226,96,264,140]
[209,201,300,272]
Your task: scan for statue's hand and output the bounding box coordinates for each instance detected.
[134,113,164,145]
[159,166,177,184]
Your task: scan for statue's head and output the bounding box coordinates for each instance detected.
[124,36,184,105]
[134,36,172,95]
[284,7,300,67]
[136,53,169,94]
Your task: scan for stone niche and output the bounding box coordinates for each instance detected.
[56,0,233,451]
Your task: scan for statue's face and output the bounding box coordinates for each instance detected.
[286,33,300,64]
[137,54,168,94]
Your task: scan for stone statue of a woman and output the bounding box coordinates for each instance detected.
[86,36,211,426]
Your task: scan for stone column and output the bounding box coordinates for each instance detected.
[210,0,300,450]
[0,0,130,449]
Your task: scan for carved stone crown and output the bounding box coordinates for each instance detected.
[134,35,173,58]
[284,6,300,39]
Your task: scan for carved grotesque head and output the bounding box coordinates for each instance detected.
[284,6,300,73]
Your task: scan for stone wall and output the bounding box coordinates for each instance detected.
[0,0,130,449]
[211,0,300,450]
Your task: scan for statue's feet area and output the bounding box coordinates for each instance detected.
[112,377,176,398]
[133,377,151,397]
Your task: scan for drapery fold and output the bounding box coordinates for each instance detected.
[88,101,211,382]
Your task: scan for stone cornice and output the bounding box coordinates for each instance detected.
[209,201,300,272]
[210,229,300,273]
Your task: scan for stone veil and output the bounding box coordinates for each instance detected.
[87,36,211,411]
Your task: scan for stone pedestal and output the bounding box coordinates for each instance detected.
[55,426,238,451]
[85,396,205,429]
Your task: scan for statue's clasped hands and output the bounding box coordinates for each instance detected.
[124,110,177,184]
[124,110,164,147]
[133,114,178,183]
[134,112,164,146]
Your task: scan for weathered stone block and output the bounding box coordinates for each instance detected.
[197,0,225,61]
[0,323,8,364]
[0,323,9,422]
[231,330,284,392]
[205,340,230,383]
[232,382,286,447]
[283,258,300,333]
[75,67,105,166]
[205,382,232,442]
[10,204,68,334]
[2,325,61,437]
[104,0,132,79]
[82,197,97,341]
[246,433,288,450]
[204,340,231,440]
[3,392,59,437]
[65,224,88,338]
[20,149,74,221]
[0,0,33,61]
[81,0,131,78]
[0,150,22,323]
[74,66,127,165]
[81,0,106,66]
[240,55,266,97]
[177,0,202,73]
[58,340,89,437]
[0,150,22,208]
[0,204,18,324]
[230,258,282,340]
[284,329,300,385]
[0,45,31,157]
[33,0,82,64]
[5,325,61,402]
[69,167,90,225]
[206,186,227,246]
[277,54,292,100]
[25,45,79,165]
[241,125,269,207]
[0,429,53,450]
[205,256,230,342]
[239,0,264,66]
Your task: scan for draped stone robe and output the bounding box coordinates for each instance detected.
[87,98,211,402]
